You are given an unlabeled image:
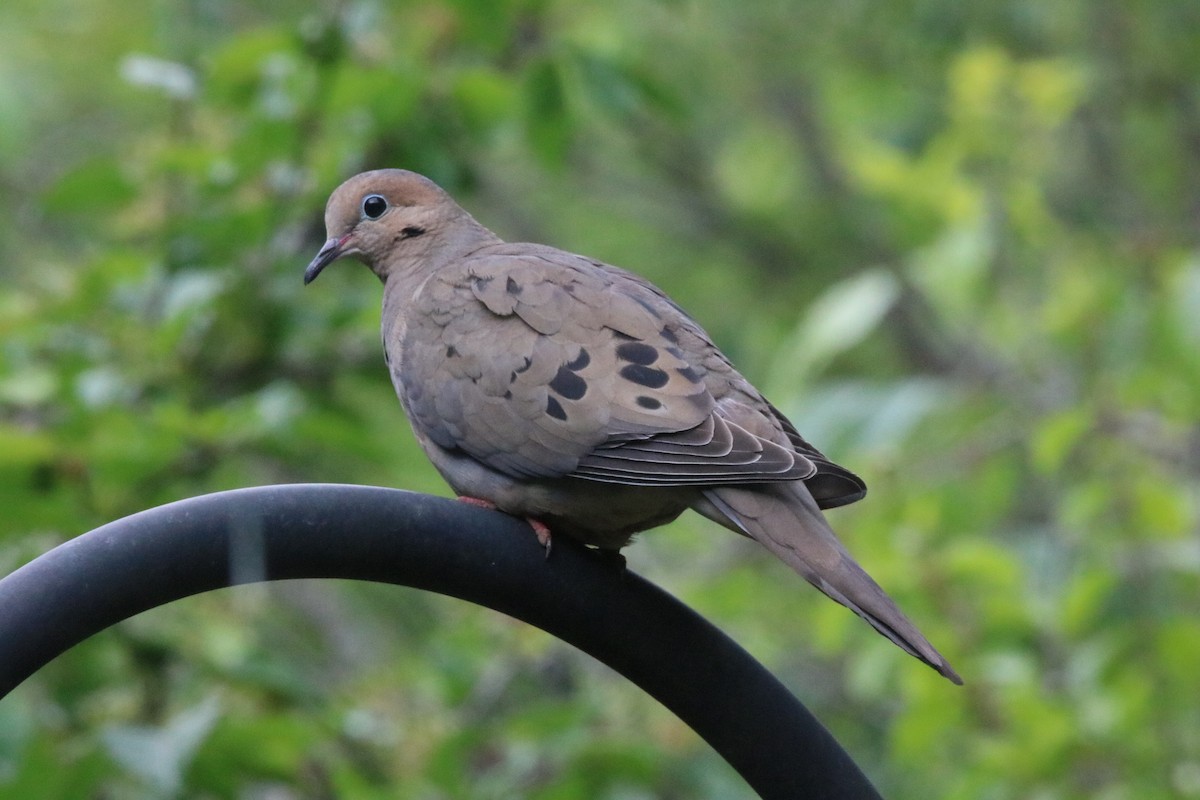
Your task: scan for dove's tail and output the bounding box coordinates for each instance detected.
[695,483,963,685]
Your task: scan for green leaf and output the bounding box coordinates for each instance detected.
[785,269,899,376]
[41,158,137,218]
[452,67,519,137]
[572,51,642,120]
[204,28,297,108]
[0,367,57,407]
[1172,255,1200,345]
[524,58,572,169]
[102,696,222,794]
[712,121,803,216]
[1031,407,1091,474]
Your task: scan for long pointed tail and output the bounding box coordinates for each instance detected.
[695,483,962,684]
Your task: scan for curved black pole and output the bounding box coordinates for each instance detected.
[0,484,883,800]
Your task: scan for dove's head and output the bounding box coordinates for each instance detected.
[304,169,487,284]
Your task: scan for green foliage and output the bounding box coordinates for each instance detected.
[1,0,1198,797]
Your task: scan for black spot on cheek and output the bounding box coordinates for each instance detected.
[566,348,590,371]
[402,226,425,238]
[636,396,662,410]
[506,277,522,295]
[549,365,588,400]
[620,364,670,389]
[545,396,568,421]
[615,342,659,365]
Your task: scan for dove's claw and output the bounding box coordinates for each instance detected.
[457,496,552,557]
[528,518,553,558]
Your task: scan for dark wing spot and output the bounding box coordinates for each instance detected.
[677,366,703,384]
[515,356,533,374]
[506,277,522,295]
[566,348,590,371]
[660,326,679,344]
[503,390,513,400]
[612,330,637,342]
[446,345,459,358]
[549,365,588,400]
[546,396,568,421]
[473,276,493,290]
[633,294,663,318]
[636,396,662,410]
[615,342,659,365]
[620,364,670,389]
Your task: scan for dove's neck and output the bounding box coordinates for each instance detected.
[377,210,502,301]
[378,210,500,396]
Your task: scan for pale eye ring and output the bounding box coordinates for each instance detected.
[361,194,388,219]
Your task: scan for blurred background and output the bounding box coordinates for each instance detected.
[1,0,1198,797]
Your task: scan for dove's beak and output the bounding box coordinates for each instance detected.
[304,234,352,284]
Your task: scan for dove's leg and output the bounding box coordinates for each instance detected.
[456,495,497,512]
[456,496,553,556]
[526,518,553,553]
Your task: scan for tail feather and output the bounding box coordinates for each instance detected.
[696,484,962,685]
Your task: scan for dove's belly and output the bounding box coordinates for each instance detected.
[421,438,695,549]
[511,478,695,549]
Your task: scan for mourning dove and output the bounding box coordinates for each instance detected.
[304,169,961,684]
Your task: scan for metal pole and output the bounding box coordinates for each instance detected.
[0,484,883,800]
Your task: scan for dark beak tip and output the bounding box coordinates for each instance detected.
[303,237,342,285]
[302,261,323,285]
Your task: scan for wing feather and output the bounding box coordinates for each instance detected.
[397,246,846,492]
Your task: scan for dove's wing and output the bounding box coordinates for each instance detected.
[396,244,830,489]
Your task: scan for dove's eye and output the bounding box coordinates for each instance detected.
[362,194,388,219]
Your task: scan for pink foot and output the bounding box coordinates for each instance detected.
[457,496,553,558]
[527,518,553,558]
[457,496,496,511]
